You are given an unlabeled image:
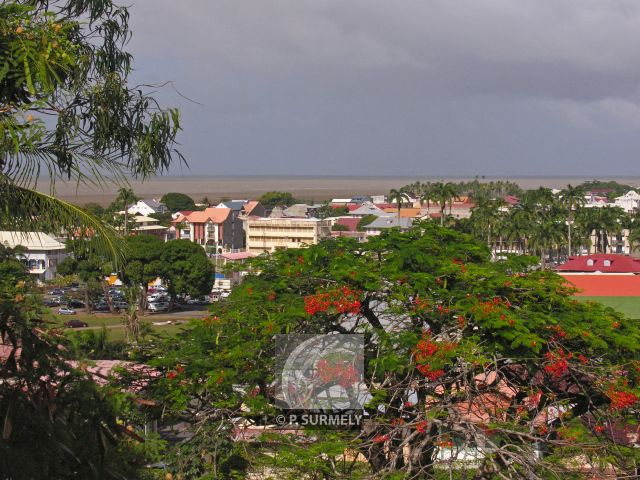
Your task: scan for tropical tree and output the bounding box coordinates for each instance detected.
[558,184,586,256]
[161,192,196,212]
[258,191,297,209]
[115,187,137,235]
[503,205,533,254]
[431,181,458,226]
[160,239,214,304]
[0,0,182,475]
[576,206,626,254]
[0,245,157,477]
[154,223,640,478]
[388,188,411,222]
[629,227,640,256]
[420,183,437,213]
[469,197,505,252]
[57,239,116,313]
[1,0,182,257]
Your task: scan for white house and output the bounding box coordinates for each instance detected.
[0,231,68,283]
[614,191,640,213]
[127,198,167,216]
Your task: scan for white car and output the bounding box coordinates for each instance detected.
[58,307,76,315]
[148,302,169,312]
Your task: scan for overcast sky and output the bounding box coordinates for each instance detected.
[126,0,640,177]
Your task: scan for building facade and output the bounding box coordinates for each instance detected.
[169,207,246,251]
[127,199,167,216]
[244,217,331,253]
[0,231,68,282]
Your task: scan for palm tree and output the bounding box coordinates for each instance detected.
[558,184,586,256]
[116,187,138,235]
[575,206,625,254]
[529,219,566,268]
[420,184,436,215]
[470,197,504,251]
[388,189,411,223]
[629,227,640,256]
[432,182,458,226]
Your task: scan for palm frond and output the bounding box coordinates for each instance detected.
[0,175,125,266]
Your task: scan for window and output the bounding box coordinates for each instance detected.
[587,259,594,266]
[603,259,611,267]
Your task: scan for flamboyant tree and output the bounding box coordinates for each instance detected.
[155,223,640,479]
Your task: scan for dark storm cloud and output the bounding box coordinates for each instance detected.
[127,0,640,176]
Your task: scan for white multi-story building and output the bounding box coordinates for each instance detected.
[244,217,331,253]
[614,191,640,213]
[0,231,68,282]
[127,198,167,216]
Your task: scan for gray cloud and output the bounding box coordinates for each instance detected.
[126,0,640,176]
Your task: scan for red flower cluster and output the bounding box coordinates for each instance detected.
[304,286,361,316]
[436,440,454,448]
[316,358,360,388]
[544,349,572,378]
[414,334,455,381]
[167,364,185,380]
[607,387,638,410]
[416,364,445,381]
[415,420,428,433]
[415,338,439,360]
[373,434,389,444]
[546,325,567,341]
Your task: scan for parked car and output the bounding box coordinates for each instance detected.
[58,307,76,315]
[186,297,208,305]
[48,289,64,296]
[148,301,169,312]
[114,301,129,310]
[93,303,110,312]
[147,293,169,303]
[64,320,88,328]
[67,300,85,309]
[43,299,59,307]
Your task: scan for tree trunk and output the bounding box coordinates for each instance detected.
[567,217,572,257]
[85,282,91,314]
[102,281,117,314]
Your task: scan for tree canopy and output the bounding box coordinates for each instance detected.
[161,192,196,212]
[154,223,640,478]
[1,0,182,258]
[258,191,298,209]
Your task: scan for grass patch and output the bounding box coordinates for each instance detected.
[576,296,640,319]
[104,322,191,342]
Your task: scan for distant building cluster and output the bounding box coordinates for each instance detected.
[4,186,640,285]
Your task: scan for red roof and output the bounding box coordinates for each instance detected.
[336,217,360,232]
[556,255,640,273]
[560,274,640,296]
[374,203,396,210]
[503,195,519,206]
[243,201,261,216]
[186,207,231,224]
